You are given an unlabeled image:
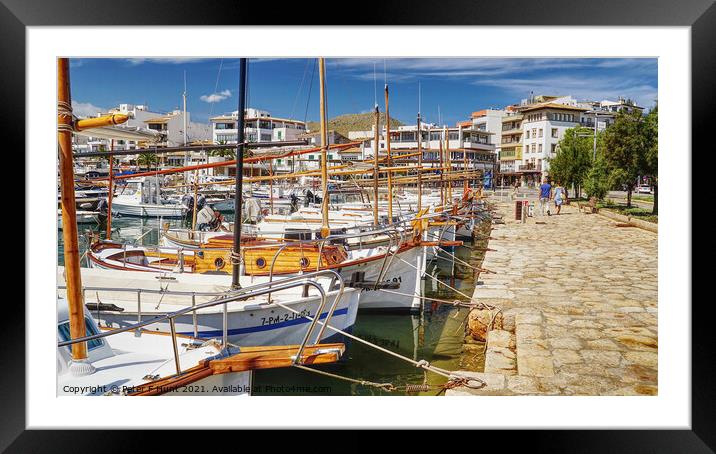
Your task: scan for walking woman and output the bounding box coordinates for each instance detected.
[553,181,566,215]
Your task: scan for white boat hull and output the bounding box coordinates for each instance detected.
[338,245,423,312]
[112,201,186,218]
[94,287,360,347]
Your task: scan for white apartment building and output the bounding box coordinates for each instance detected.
[358,123,497,174]
[498,112,523,177]
[210,108,306,144]
[469,109,508,156]
[73,103,211,162]
[519,102,587,181]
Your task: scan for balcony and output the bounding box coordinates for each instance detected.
[517,162,542,172]
[500,146,522,161]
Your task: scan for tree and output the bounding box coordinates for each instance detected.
[208,140,236,159]
[136,152,158,170]
[601,110,646,208]
[548,127,593,198]
[642,105,658,214]
[583,154,610,201]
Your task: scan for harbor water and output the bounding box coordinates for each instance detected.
[58,213,489,396]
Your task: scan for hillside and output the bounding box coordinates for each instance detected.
[307,112,404,138]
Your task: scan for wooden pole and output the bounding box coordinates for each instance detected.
[372,104,380,226]
[269,160,274,215]
[57,58,87,361]
[106,139,114,239]
[318,58,330,239]
[74,114,128,131]
[384,84,393,222]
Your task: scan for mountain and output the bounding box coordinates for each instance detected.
[307,112,404,138]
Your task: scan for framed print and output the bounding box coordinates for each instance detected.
[3,0,711,449]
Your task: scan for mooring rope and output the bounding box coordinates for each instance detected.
[273,301,486,390]
[292,364,480,394]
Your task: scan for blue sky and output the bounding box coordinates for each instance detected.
[69,58,657,125]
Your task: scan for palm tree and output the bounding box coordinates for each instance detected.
[136,152,158,170]
[208,140,236,159]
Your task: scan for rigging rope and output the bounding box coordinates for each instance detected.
[303,59,317,125]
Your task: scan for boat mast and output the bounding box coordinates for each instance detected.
[58,58,89,365]
[384,83,393,222]
[183,71,190,189]
[106,139,114,239]
[438,128,444,207]
[416,87,423,212]
[372,102,380,226]
[231,58,248,290]
[445,125,452,204]
[318,58,330,239]
[461,125,468,194]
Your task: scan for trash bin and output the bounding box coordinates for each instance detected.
[515,200,523,220]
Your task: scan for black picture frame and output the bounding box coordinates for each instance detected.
[4,0,708,449]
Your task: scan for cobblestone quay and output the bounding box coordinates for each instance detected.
[448,199,658,396]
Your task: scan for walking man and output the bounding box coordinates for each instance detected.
[538,177,552,216]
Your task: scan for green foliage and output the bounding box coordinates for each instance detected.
[601,111,644,189]
[136,152,158,169]
[583,155,611,200]
[548,127,594,195]
[209,140,236,159]
[643,106,658,176]
[306,112,404,138]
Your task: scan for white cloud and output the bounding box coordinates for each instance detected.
[331,58,656,79]
[329,57,657,107]
[125,58,206,65]
[200,89,232,103]
[71,101,105,118]
[472,75,657,109]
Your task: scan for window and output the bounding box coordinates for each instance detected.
[260,134,272,141]
[532,128,537,137]
[538,144,543,153]
[58,318,104,352]
[215,122,235,130]
[525,130,530,139]
[538,129,543,138]
[551,128,558,138]
[551,144,557,154]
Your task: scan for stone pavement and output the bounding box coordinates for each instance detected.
[448,201,658,396]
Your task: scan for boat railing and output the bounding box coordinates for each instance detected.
[58,270,345,375]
